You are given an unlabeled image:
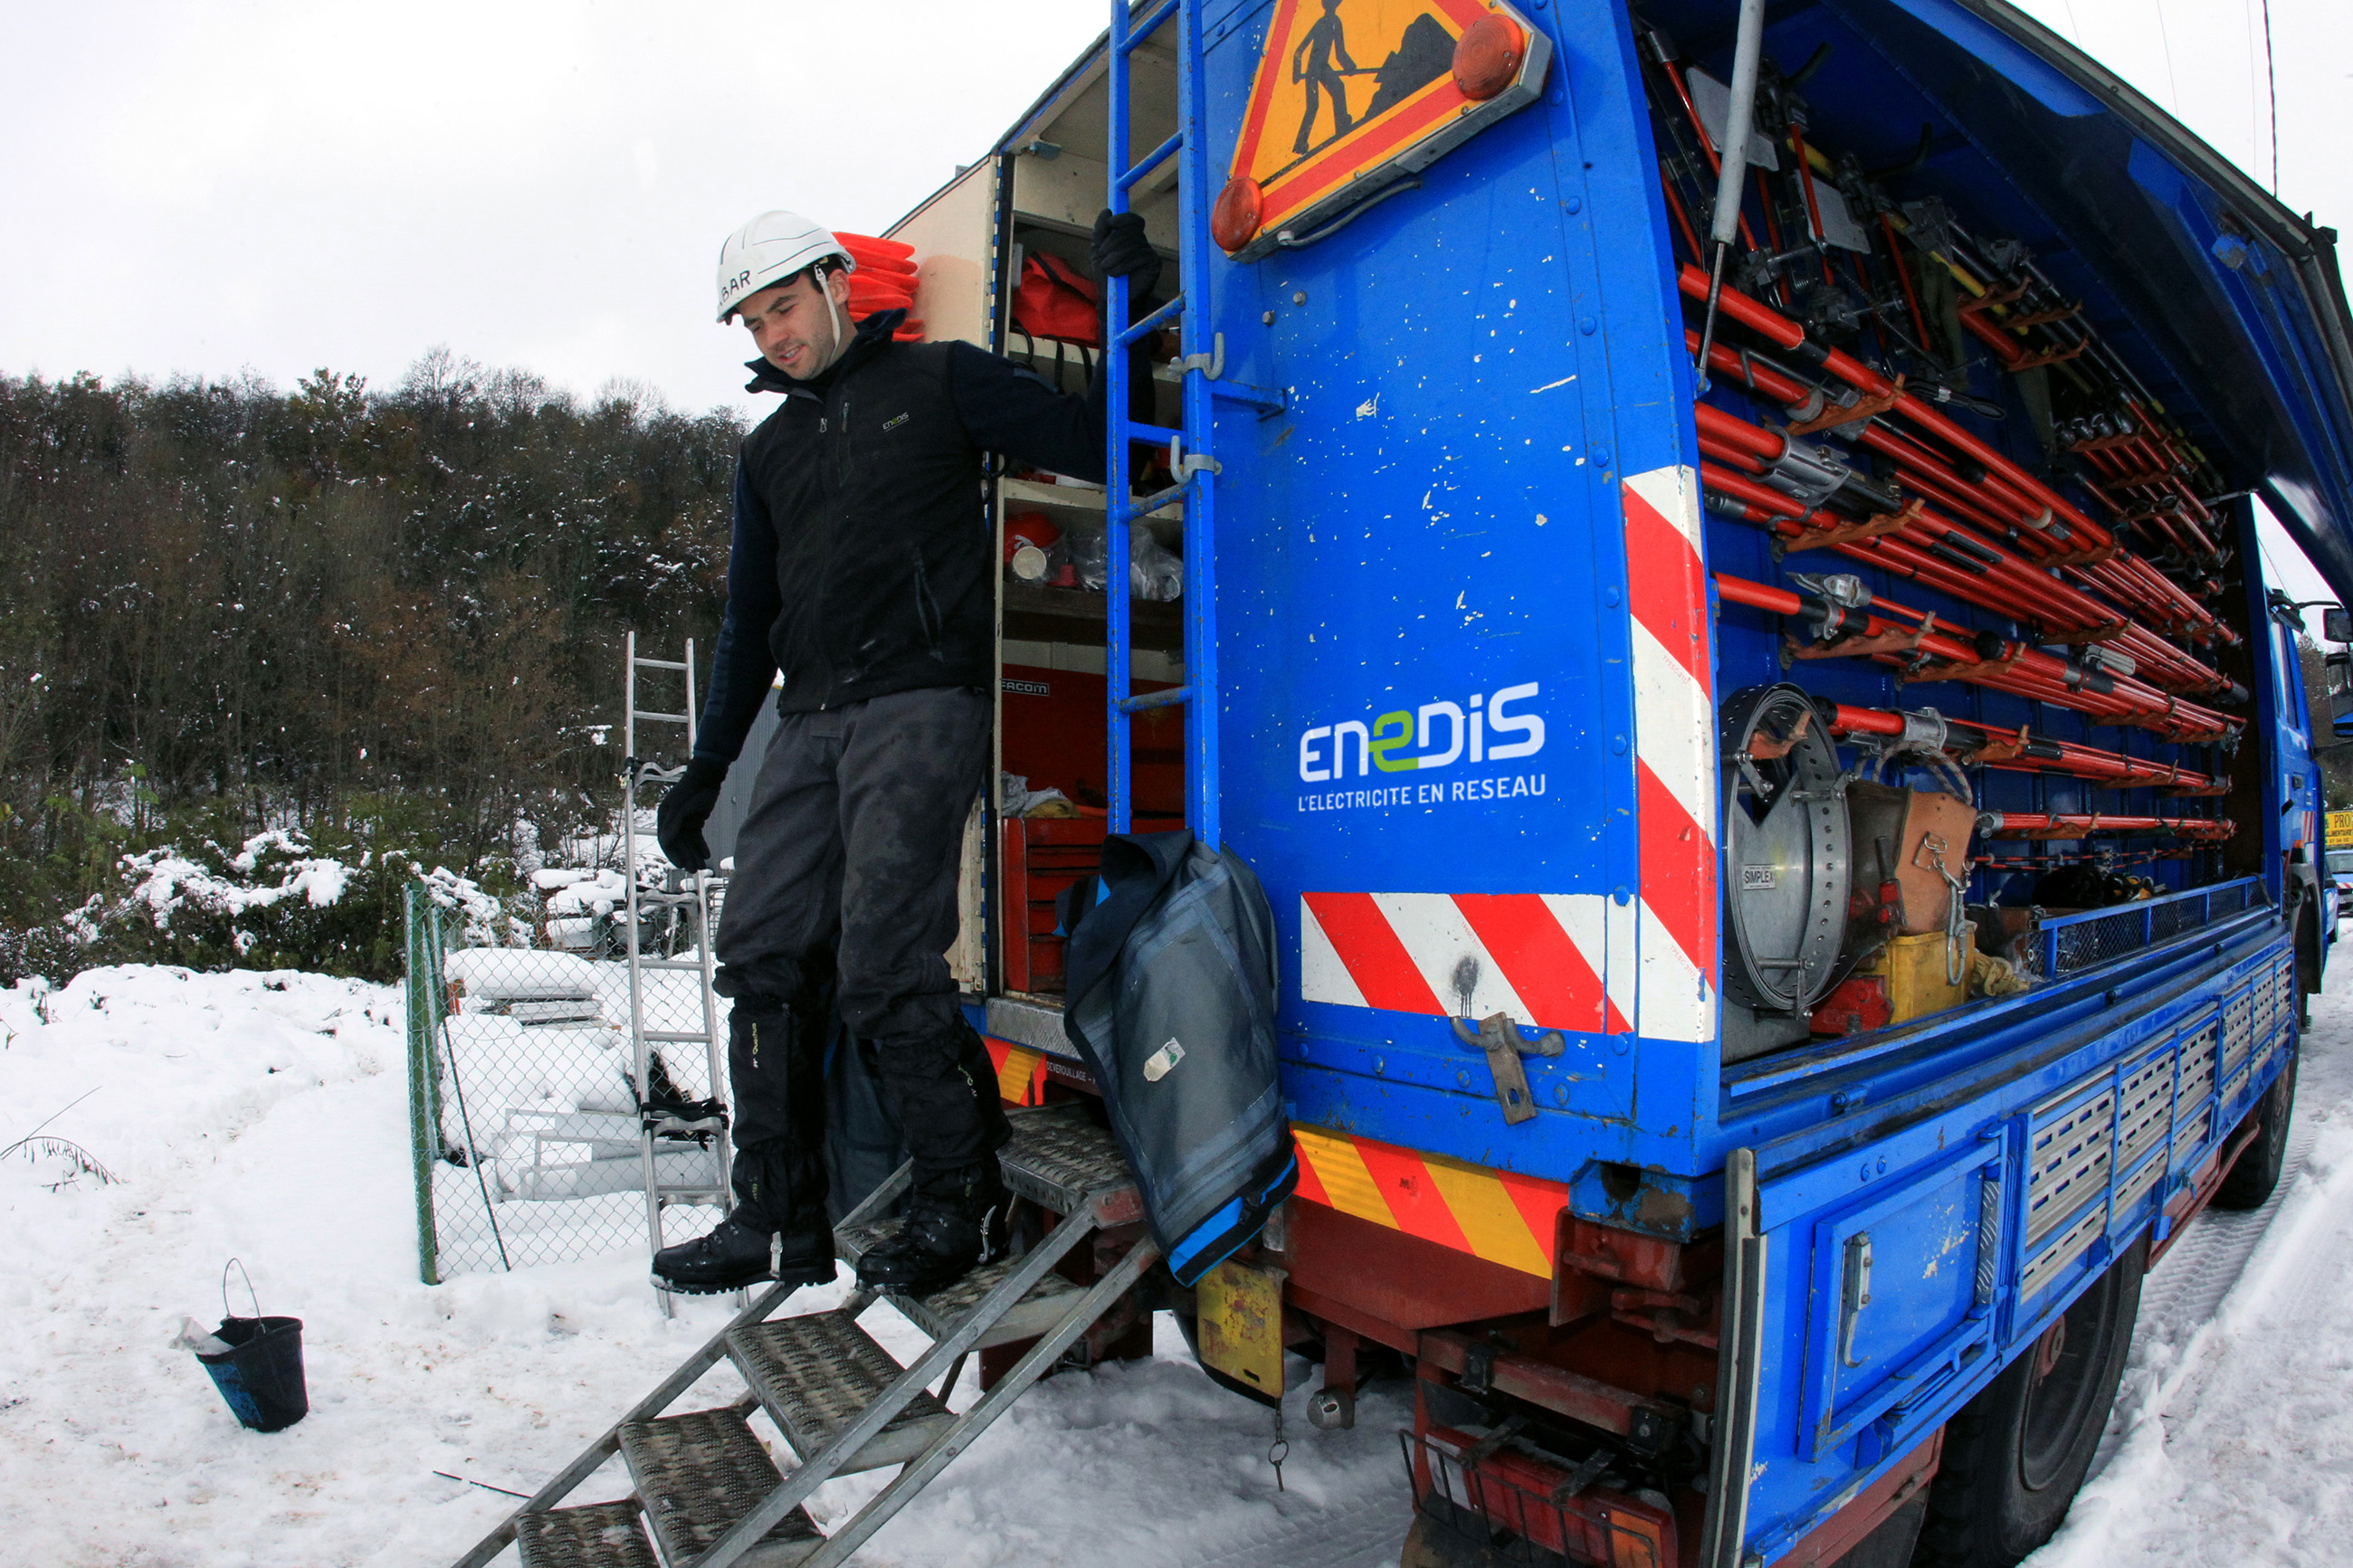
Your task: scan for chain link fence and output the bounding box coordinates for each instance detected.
[404,879,732,1282]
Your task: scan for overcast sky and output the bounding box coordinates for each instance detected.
[0,0,1108,419]
[0,0,2342,597]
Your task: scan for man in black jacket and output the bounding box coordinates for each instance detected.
[650,208,1158,1297]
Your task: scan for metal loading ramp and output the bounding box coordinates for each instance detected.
[450,1105,1155,1568]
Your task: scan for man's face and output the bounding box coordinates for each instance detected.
[738,268,849,380]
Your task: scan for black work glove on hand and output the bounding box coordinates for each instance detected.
[656,756,728,871]
[1091,209,1163,297]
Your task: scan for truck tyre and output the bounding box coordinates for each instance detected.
[1912,1234,2146,1568]
[2214,1050,2298,1212]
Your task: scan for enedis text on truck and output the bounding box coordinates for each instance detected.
[1296,680,1548,813]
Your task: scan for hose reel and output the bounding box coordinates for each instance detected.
[1720,683,1852,1015]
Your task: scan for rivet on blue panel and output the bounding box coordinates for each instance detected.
[1578,316,1597,336]
[1610,736,1627,755]
[1565,194,1582,214]
[1613,887,1631,906]
[1592,444,1611,467]
[1604,585,1621,606]
[1457,1069,1472,1089]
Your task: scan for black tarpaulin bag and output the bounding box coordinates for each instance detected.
[1062,830,1296,1286]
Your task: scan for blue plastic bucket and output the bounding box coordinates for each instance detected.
[191,1261,308,1432]
[195,1314,308,1431]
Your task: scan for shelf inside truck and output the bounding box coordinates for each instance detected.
[1002,579,1181,650]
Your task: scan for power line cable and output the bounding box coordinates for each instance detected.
[2152,0,2184,116]
[2261,0,2280,195]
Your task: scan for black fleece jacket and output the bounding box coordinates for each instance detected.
[693,310,1112,762]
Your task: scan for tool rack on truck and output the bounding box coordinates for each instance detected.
[451,2,2353,1565]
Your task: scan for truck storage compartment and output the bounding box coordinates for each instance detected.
[1634,1,2283,1059]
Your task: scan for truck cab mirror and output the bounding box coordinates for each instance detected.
[2325,605,2353,644]
[2329,650,2353,718]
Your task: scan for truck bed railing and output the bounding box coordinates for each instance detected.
[2034,875,2265,980]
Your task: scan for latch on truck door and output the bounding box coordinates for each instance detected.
[1838,1231,1875,1367]
[1452,1012,1565,1124]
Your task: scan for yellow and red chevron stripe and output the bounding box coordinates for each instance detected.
[1291,1123,1567,1278]
[981,1035,1051,1107]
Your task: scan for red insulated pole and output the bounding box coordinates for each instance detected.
[1819,703,2220,790]
[1678,266,2111,546]
[1710,572,2238,740]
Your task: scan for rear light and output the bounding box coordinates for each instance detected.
[1452,14,1527,101]
[1212,177,1263,252]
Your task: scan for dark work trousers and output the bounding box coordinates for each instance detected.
[714,685,1008,1231]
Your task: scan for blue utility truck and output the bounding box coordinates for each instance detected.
[918,2,2353,1564]
[452,4,2353,1565]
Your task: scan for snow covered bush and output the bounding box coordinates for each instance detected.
[98,828,449,977]
[0,808,538,985]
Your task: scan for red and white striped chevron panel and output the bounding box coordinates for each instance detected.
[1623,464,1718,1043]
[1300,891,1633,1034]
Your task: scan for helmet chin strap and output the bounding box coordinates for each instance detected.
[820,261,849,369]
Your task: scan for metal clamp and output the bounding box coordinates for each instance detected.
[1913,832,1971,984]
[1175,332,1224,380]
[1167,432,1221,479]
[1452,1012,1565,1125]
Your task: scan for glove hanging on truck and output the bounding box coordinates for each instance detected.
[656,756,729,871]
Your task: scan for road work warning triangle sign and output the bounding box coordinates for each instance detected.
[1220,0,1546,258]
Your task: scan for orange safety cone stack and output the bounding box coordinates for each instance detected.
[835,232,925,339]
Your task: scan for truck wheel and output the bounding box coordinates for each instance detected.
[2213,1050,2298,1212]
[1912,1234,2146,1568]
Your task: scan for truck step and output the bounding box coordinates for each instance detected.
[836,1221,1090,1346]
[617,1407,822,1567]
[1000,1107,1138,1221]
[515,1500,657,1568]
[727,1311,953,1472]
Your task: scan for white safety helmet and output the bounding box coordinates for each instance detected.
[715,210,855,324]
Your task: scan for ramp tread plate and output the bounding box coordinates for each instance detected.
[618,1407,820,1568]
[834,1221,885,1269]
[515,1501,656,1568]
[841,1224,1090,1346]
[1000,1107,1135,1213]
[728,1311,951,1473]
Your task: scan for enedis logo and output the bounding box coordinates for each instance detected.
[1297,681,1548,814]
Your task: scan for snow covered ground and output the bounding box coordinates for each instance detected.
[2031,969,2353,1568]
[0,966,1409,1568]
[1,956,2347,1568]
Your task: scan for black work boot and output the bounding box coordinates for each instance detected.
[855,1164,1012,1297]
[652,1212,835,1296]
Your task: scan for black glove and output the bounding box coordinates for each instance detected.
[655,756,728,871]
[1091,209,1163,294]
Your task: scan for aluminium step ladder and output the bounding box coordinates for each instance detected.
[446,1103,1157,1568]
[622,632,737,1316]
